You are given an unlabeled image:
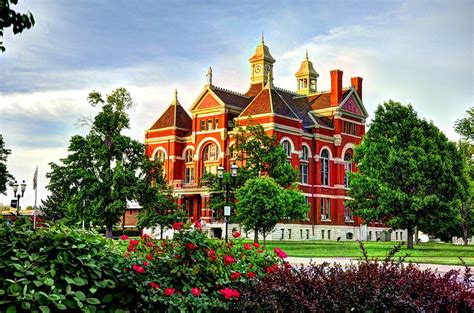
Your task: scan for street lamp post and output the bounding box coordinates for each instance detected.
[217,163,238,243]
[12,180,27,216]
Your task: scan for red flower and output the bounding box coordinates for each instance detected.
[223,255,235,266]
[232,231,241,238]
[127,245,134,252]
[120,234,128,240]
[230,289,240,299]
[218,288,240,300]
[146,254,153,260]
[194,220,202,231]
[132,264,145,274]
[252,242,260,248]
[247,272,256,279]
[147,241,154,247]
[164,288,175,296]
[274,247,288,258]
[191,287,201,297]
[141,234,150,239]
[130,239,139,246]
[143,261,149,266]
[186,243,197,250]
[149,282,160,289]
[243,243,251,250]
[208,249,217,262]
[172,222,183,230]
[230,272,241,281]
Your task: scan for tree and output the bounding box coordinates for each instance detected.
[232,123,298,187]
[46,88,146,238]
[235,176,307,246]
[0,0,35,52]
[454,107,474,245]
[136,159,185,239]
[348,101,467,249]
[0,134,14,195]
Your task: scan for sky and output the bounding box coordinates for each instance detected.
[0,0,472,207]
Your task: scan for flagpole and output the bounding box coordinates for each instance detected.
[33,166,38,229]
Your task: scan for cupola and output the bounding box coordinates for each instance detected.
[295,49,319,95]
[249,33,276,86]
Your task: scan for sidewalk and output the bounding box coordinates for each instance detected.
[287,257,473,275]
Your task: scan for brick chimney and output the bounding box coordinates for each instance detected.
[330,69,343,105]
[351,76,363,99]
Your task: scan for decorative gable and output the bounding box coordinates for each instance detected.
[341,95,361,115]
[196,93,222,110]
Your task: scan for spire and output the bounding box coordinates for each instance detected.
[171,89,180,106]
[305,47,308,60]
[261,31,264,44]
[206,67,213,86]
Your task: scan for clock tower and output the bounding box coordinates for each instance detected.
[249,34,276,86]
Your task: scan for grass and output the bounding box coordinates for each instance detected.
[261,241,474,266]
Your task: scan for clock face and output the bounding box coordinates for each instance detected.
[255,65,262,73]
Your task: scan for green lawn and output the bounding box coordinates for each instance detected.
[261,241,474,266]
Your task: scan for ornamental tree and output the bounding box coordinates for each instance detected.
[137,158,185,239]
[0,134,14,195]
[46,88,147,237]
[0,0,35,52]
[235,176,307,246]
[347,101,468,249]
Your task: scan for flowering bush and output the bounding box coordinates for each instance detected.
[236,259,474,312]
[119,222,287,311]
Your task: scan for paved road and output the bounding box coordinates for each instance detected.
[287,257,473,275]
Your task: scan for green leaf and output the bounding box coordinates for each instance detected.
[6,305,16,313]
[48,294,61,301]
[56,303,67,310]
[65,285,71,294]
[86,298,100,305]
[73,277,87,286]
[39,306,50,313]
[50,269,56,277]
[75,291,86,301]
[44,278,54,286]
[102,294,113,303]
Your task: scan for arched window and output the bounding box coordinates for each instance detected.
[155,150,166,162]
[202,143,219,174]
[300,146,309,184]
[184,149,194,184]
[320,149,329,186]
[344,152,353,188]
[282,140,291,158]
[203,143,218,162]
[184,149,194,163]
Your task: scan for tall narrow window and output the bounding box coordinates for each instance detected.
[214,118,219,129]
[300,145,309,184]
[344,205,353,221]
[155,150,166,162]
[184,149,193,163]
[282,140,291,158]
[185,167,195,184]
[200,120,206,130]
[320,198,330,220]
[344,152,353,188]
[320,149,329,186]
[202,143,219,174]
[207,119,213,130]
[184,148,194,184]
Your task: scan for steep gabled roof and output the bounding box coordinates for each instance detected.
[245,83,263,97]
[239,84,299,120]
[149,91,192,130]
[210,86,251,110]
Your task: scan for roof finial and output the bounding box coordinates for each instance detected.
[305,47,308,60]
[174,89,178,101]
[206,66,213,85]
[261,31,264,44]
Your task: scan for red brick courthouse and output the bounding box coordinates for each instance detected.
[145,38,404,241]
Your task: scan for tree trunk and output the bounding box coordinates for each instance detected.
[160,227,164,240]
[462,221,468,246]
[263,231,266,249]
[254,230,259,244]
[407,225,414,249]
[414,225,419,244]
[105,224,113,239]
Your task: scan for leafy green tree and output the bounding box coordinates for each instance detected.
[136,158,185,239]
[454,107,474,245]
[235,176,307,246]
[348,101,467,249]
[46,88,146,237]
[0,134,14,195]
[0,0,35,52]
